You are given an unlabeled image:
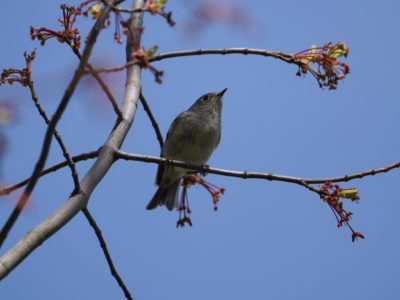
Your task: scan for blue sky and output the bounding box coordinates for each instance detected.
[1,0,400,299]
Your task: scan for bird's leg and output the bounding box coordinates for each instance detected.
[200,163,209,177]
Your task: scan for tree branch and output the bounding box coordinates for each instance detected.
[87,63,123,120]
[71,48,123,120]
[139,91,163,148]
[92,48,296,74]
[3,150,399,198]
[0,0,144,280]
[82,207,133,300]
[0,151,99,196]
[27,71,128,295]
[25,74,81,193]
[149,48,294,63]
[0,2,116,248]
[4,73,129,296]
[116,151,400,185]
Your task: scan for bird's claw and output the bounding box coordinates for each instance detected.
[200,163,209,176]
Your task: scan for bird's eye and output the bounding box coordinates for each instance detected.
[203,95,209,101]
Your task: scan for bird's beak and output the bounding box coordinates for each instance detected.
[217,88,227,97]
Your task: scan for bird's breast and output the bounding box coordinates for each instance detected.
[163,115,221,164]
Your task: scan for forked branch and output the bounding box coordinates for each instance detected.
[0,0,145,282]
[0,1,117,248]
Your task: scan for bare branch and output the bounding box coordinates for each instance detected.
[149,48,294,63]
[0,0,145,279]
[82,207,134,300]
[66,50,132,294]
[26,69,81,192]
[27,12,127,291]
[71,48,123,120]
[87,64,123,119]
[91,46,349,89]
[0,151,99,196]
[116,151,400,185]
[0,3,116,248]
[139,91,163,148]
[93,48,296,74]
[3,149,399,198]
[304,161,400,184]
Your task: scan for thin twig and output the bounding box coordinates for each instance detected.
[149,48,294,63]
[139,91,163,148]
[87,64,123,119]
[0,151,99,196]
[92,48,296,74]
[26,77,81,193]
[297,179,322,194]
[3,151,400,197]
[71,48,123,120]
[116,151,400,185]
[304,163,400,184]
[82,207,134,300]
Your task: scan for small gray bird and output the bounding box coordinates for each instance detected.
[146,88,227,210]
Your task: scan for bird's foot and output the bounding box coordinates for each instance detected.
[200,163,209,176]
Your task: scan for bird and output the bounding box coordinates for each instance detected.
[146,88,227,210]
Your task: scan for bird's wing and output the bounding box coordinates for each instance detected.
[155,111,193,186]
[165,111,192,140]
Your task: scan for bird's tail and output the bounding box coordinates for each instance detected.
[146,180,180,211]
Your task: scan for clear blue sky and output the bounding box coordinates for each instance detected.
[1,0,400,299]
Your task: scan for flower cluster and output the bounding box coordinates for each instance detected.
[319,182,364,242]
[0,51,36,86]
[293,42,350,90]
[176,174,225,228]
[30,5,81,51]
